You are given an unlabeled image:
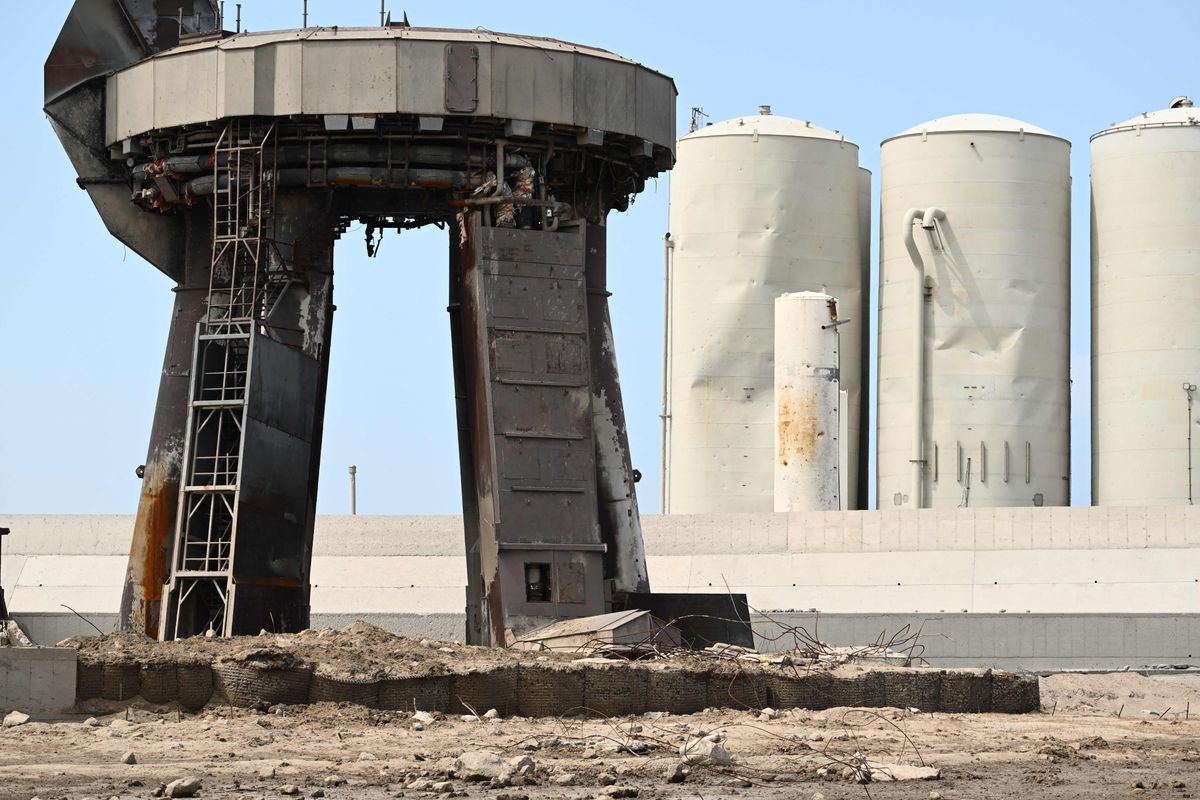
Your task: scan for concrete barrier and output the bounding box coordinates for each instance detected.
[65,648,1040,716]
[0,648,77,713]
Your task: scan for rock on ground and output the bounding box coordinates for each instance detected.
[165,777,201,798]
[680,736,733,766]
[454,750,536,781]
[3,711,30,728]
[864,762,941,782]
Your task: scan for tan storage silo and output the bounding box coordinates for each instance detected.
[1092,97,1200,505]
[877,114,1071,509]
[663,109,866,513]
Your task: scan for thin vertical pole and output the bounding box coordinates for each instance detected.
[349,465,357,515]
[1186,384,1195,504]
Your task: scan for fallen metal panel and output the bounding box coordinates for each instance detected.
[617,592,755,650]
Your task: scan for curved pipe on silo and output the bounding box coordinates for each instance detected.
[902,207,927,507]
[902,206,947,509]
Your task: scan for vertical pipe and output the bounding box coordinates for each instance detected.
[1186,384,1196,504]
[348,465,357,515]
[235,3,241,32]
[902,208,925,508]
[303,0,308,27]
[838,388,850,510]
[380,0,385,26]
[660,232,674,514]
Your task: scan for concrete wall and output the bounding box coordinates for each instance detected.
[0,647,77,713]
[2,510,1198,669]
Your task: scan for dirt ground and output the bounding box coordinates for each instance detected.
[3,672,1199,800]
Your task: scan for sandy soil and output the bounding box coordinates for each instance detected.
[3,672,1199,800]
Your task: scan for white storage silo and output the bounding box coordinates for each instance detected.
[1092,97,1200,505]
[663,109,865,513]
[877,114,1071,509]
[774,292,844,511]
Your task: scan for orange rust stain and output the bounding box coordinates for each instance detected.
[777,385,822,468]
[129,465,178,636]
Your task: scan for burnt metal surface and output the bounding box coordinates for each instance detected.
[458,218,606,644]
[44,0,219,105]
[615,593,756,650]
[584,225,650,594]
[48,3,674,644]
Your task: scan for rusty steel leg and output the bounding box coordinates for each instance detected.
[584,223,650,594]
[449,218,486,644]
[120,216,211,636]
[156,194,336,639]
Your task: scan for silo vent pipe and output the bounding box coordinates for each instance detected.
[660,232,675,513]
[904,206,946,508]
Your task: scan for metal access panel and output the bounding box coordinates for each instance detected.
[461,219,605,643]
[230,331,320,635]
[444,43,479,113]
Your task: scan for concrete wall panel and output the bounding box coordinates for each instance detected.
[0,648,77,713]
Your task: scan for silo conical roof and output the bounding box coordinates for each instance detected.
[1093,97,1199,138]
[886,113,1063,142]
[682,113,853,144]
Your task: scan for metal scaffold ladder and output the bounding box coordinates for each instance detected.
[162,121,283,639]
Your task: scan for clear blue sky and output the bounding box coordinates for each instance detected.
[1,0,1196,514]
